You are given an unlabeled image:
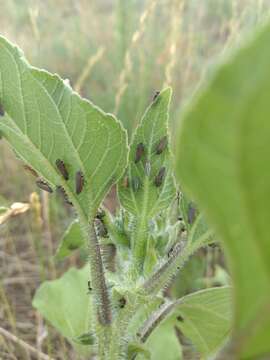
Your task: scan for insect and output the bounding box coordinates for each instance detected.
[56,186,73,206]
[156,136,168,155]
[144,160,151,177]
[119,297,126,309]
[88,281,92,292]
[187,204,196,225]
[122,176,129,188]
[0,103,4,116]
[96,209,105,220]
[36,178,53,193]
[134,143,145,163]
[23,165,38,177]
[153,91,160,102]
[75,171,84,194]
[132,177,141,192]
[176,315,184,322]
[55,159,69,180]
[154,167,166,187]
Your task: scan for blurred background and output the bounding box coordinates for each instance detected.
[0,0,269,359]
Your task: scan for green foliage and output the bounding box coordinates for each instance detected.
[55,220,84,260]
[171,287,232,357]
[0,36,128,218]
[138,321,182,360]
[176,21,270,358]
[118,88,176,218]
[32,265,93,355]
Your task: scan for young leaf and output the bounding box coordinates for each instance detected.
[176,21,270,358]
[55,220,84,260]
[32,266,92,354]
[118,88,176,219]
[0,36,128,218]
[172,287,232,357]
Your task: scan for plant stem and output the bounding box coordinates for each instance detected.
[142,240,190,295]
[80,218,112,325]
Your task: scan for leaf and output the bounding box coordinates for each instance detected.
[176,21,270,358]
[0,36,128,218]
[187,213,214,250]
[172,287,232,357]
[138,320,182,360]
[127,342,151,359]
[55,220,84,260]
[32,266,92,353]
[118,88,176,219]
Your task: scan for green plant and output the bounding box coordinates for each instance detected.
[1,32,255,359]
[176,19,270,359]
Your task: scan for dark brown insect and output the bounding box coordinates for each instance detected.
[132,177,141,192]
[134,143,145,163]
[56,159,69,180]
[122,176,129,188]
[176,315,184,322]
[36,178,53,193]
[153,91,160,102]
[154,167,166,187]
[156,136,168,155]
[119,297,126,309]
[23,164,38,177]
[0,103,5,117]
[56,186,73,206]
[75,170,84,194]
[88,281,92,292]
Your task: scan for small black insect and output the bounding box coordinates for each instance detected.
[57,186,73,206]
[88,281,92,292]
[0,103,5,117]
[76,170,84,194]
[96,209,105,220]
[156,136,168,155]
[56,159,69,180]
[154,167,166,187]
[119,297,126,309]
[176,315,184,322]
[132,177,141,192]
[122,176,129,188]
[36,178,53,193]
[23,165,38,177]
[134,143,145,163]
[153,91,160,102]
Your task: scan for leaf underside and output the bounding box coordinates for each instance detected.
[0,36,128,217]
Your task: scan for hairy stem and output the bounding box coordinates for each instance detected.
[131,216,148,275]
[142,240,190,295]
[80,218,112,326]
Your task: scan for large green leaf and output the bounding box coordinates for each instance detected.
[32,266,92,353]
[118,88,176,218]
[138,320,182,360]
[176,22,270,358]
[171,287,232,357]
[0,36,128,217]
